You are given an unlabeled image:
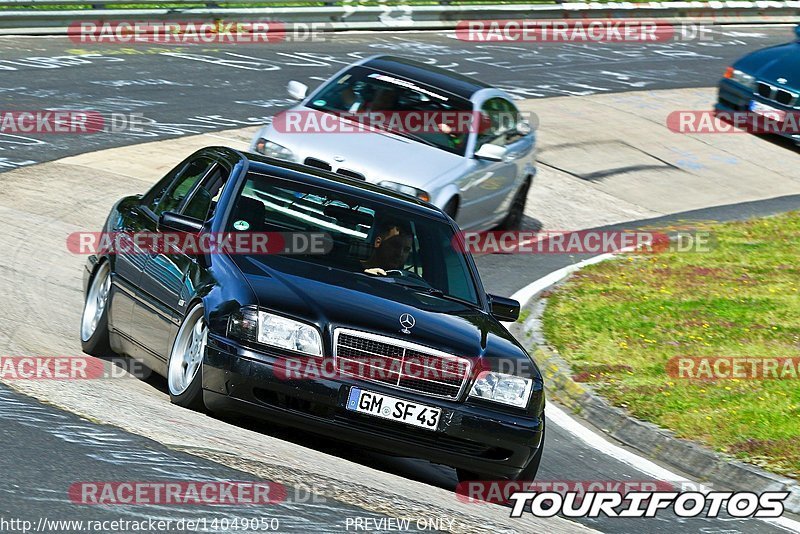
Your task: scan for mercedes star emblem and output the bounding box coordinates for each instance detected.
[399,313,415,334]
[777,78,788,85]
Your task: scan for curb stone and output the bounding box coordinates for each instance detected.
[507,274,800,515]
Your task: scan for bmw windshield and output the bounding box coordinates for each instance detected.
[305,66,473,156]
[226,172,481,306]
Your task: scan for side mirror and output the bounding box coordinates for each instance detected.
[474,144,508,162]
[287,80,308,101]
[158,211,204,234]
[795,24,800,40]
[488,294,520,322]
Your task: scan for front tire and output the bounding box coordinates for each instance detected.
[167,303,207,411]
[80,261,112,357]
[497,179,531,231]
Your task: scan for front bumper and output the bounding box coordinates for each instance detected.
[202,334,544,479]
[715,78,800,143]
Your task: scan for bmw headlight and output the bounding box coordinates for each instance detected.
[378,181,431,202]
[228,307,323,357]
[255,138,296,162]
[469,371,533,408]
[724,67,757,91]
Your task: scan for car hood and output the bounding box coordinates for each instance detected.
[738,42,800,88]
[258,108,465,189]
[229,254,530,365]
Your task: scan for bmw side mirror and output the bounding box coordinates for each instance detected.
[287,80,308,101]
[488,294,520,322]
[158,211,204,234]
[474,144,508,162]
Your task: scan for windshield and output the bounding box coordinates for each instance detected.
[226,172,481,306]
[306,66,472,156]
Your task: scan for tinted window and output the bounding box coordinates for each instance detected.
[181,163,231,221]
[153,158,214,216]
[227,172,480,305]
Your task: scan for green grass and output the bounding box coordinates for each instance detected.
[542,212,800,479]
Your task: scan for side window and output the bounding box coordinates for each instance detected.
[476,98,520,150]
[181,163,232,221]
[153,158,215,217]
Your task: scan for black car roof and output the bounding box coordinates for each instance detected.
[226,148,447,220]
[361,55,491,100]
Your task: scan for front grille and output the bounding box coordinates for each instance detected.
[775,89,795,106]
[755,81,798,107]
[757,82,772,99]
[334,329,471,400]
[304,157,332,171]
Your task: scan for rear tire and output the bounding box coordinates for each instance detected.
[497,179,531,231]
[80,262,113,357]
[167,303,207,411]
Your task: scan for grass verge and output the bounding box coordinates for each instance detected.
[542,212,800,479]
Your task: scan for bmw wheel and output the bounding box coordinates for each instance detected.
[497,180,531,231]
[167,303,207,410]
[80,261,112,356]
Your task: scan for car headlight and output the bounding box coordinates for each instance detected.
[724,67,757,91]
[378,181,431,202]
[228,307,323,357]
[255,139,296,162]
[469,371,533,408]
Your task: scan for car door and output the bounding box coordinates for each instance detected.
[459,97,526,228]
[108,172,177,340]
[130,156,218,359]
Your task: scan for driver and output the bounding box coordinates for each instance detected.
[362,220,413,276]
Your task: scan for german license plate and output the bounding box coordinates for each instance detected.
[346,387,441,431]
[750,100,786,121]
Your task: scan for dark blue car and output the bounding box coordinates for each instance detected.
[716,25,800,144]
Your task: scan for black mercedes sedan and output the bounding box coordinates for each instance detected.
[80,146,545,482]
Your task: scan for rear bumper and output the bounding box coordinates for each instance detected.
[202,334,544,478]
